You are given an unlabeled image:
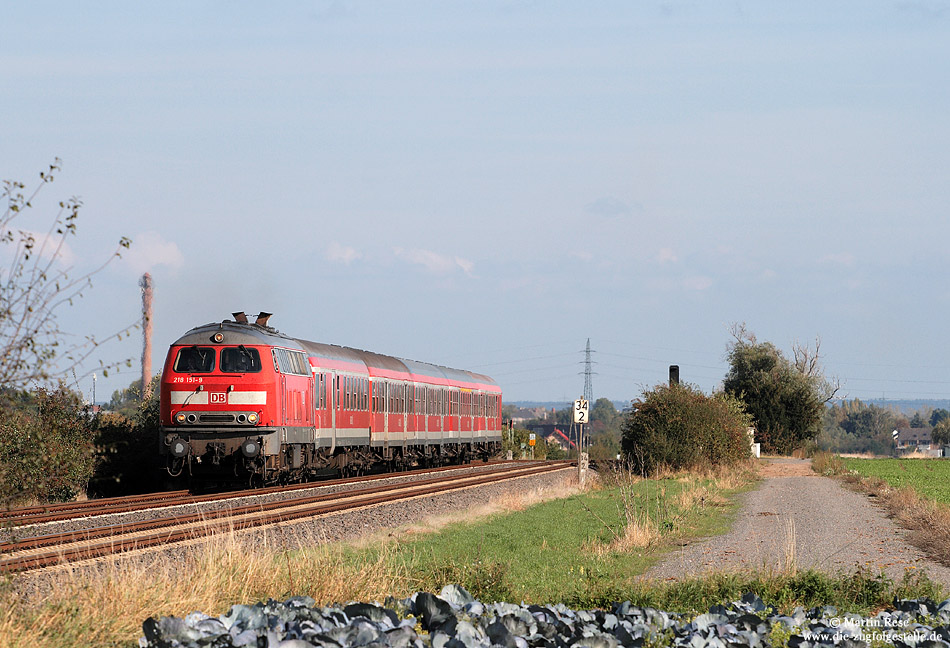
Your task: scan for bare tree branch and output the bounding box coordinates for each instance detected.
[792,335,840,404]
[1,160,135,389]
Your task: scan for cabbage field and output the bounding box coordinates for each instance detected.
[842,458,950,504]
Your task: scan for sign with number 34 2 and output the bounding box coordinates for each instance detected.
[573,398,589,423]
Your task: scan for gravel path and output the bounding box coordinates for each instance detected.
[643,458,950,588]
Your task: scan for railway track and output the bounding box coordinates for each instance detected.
[0,460,532,528]
[1,460,572,573]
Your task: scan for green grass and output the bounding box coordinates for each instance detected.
[330,468,943,614]
[345,474,753,608]
[842,458,950,504]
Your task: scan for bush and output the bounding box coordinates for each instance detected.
[621,383,752,474]
[0,386,97,505]
[89,376,164,497]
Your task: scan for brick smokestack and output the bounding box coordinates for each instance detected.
[140,273,153,399]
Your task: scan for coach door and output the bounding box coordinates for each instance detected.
[329,374,338,449]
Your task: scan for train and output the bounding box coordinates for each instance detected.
[159,312,503,486]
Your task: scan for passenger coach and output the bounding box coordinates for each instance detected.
[159,312,502,485]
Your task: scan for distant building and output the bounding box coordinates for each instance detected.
[510,407,553,426]
[525,423,575,450]
[894,426,932,449]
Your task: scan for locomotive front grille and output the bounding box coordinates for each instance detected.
[199,414,237,424]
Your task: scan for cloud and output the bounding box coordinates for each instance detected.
[820,252,855,267]
[123,231,184,274]
[656,247,678,264]
[896,2,948,20]
[682,275,713,291]
[585,196,637,218]
[326,241,361,264]
[393,247,475,276]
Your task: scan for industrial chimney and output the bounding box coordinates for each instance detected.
[140,273,153,399]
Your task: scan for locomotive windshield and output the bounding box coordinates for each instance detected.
[221,346,262,373]
[174,346,215,373]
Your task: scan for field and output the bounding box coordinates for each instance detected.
[842,457,950,504]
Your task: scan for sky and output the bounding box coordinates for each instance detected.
[3,1,950,405]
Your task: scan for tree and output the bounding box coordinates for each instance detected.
[909,412,926,428]
[621,382,752,473]
[723,324,833,454]
[590,397,619,429]
[819,399,902,456]
[107,378,148,420]
[933,419,950,447]
[1,159,132,389]
[931,409,950,428]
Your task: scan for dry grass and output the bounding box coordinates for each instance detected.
[782,516,797,575]
[838,471,950,569]
[371,477,586,544]
[586,460,755,558]
[811,451,847,476]
[0,524,411,648]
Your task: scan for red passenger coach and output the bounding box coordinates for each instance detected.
[159,312,502,485]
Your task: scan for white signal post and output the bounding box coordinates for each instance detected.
[573,398,589,483]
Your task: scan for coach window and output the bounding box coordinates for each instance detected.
[316,374,325,409]
[174,346,215,373]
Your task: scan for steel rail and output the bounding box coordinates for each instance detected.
[0,490,191,522]
[1,462,563,552]
[2,460,528,527]
[0,462,571,572]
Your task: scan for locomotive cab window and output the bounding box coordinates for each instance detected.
[220,346,262,373]
[174,346,215,373]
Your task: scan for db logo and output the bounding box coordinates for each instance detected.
[210,393,227,404]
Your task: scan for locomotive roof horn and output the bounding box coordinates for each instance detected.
[232,311,248,324]
[255,312,273,327]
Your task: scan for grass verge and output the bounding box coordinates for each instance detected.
[345,462,759,608]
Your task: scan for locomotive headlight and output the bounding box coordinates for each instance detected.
[212,332,225,343]
[175,412,186,424]
[247,412,259,424]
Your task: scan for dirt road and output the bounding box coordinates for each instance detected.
[643,457,950,587]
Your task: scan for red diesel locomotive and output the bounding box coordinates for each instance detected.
[159,312,503,485]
